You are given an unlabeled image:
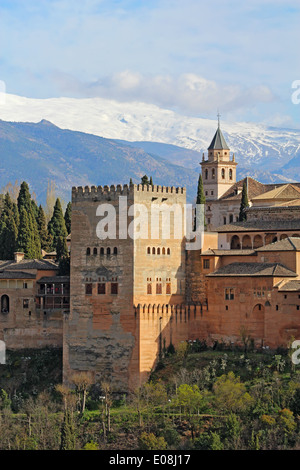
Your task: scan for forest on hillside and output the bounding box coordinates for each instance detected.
[1,341,300,450]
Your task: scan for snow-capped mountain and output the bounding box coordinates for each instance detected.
[0,93,299,176]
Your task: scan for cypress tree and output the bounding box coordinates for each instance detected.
[60,409,76,450]
[196,174,206,205]
[37,205,53,252]
[48,198,68,250]
[194,174,206,230]
[0,193,18,259]
[17,207,32,258]
[64,202,72,235]
[17,182,41,258]
[57,236,70,275]
[239,181,249,222]
[149,176,153,186]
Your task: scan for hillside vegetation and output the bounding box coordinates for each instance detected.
[1,341,300,450]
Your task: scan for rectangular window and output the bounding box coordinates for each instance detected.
[85,283,93,295]
[97,283,106,295]
[111,283,118,295]
[23,282,28,289]
[156,283,162,295]
[203,259,210,269]
[23,299,29,309]
[147,283,152,295]
[166,283,171,295]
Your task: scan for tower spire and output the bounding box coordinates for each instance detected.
[217,110,221,128]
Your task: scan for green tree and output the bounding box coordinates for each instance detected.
[213,371,253,413]
[37,205,53,252]
[141,175,149,185]
[0,193,18,259]
[60,409,76,450]
[17,182,41,258]
[64,201,72,235]
[195,173,206,230]
[139,432,167,450]
[48,198,68,250]
[238,181,249,222]
[56,236,70,275]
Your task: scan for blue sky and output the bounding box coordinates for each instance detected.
[0,0,299,127]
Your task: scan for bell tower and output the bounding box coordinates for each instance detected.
[200,116,237,201]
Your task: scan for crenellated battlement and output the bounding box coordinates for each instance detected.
[72,183,186,201]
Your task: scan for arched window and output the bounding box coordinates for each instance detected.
[147,247,151,254]
[157,247,160,255]
[1,295,9,313]
[162,247,166,255]
[221,168,225,179]
[86,247,91,256]
[231,235,240,249]
[229,169,233,180]
[205,169,208,180]
[212,168,215,179]
[100,247,104,255]
[152,247,156,255]
[167,248,171,255]
[113,247,118,255]
[242,235,252,249]
[93,247,97,255]
[107,247,111,255]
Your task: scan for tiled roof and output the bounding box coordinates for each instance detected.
[207,262,297,277]
[201,249,256,256]
[218,177,267,202]
[256,237,300,252]
[0,271,36,279]
[216,220,300,232]
[252,184,300,201]
[37,275,70,284]
[0,259,58,271]
[278,280,300,292]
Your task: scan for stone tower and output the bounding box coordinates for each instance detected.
[64,183,187,392]
[200,120,237,201]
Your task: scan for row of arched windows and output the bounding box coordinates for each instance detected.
[86,247,118,256]
[147,247,171,255]
[204,168,233,180]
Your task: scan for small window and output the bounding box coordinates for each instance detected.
[98,283,106,295]
[111,283,118,295]
[23,282,28,289]
[156,283,162,295]
[166,283,171,295]
[284,294,287,299]
[157,247,160,255]
[100,247,104,255]
[205,169,208,180]
[167,248,171,255]
[203,259,210,269]
[85,283,93,295]
[229,214,233,223]
[212,169,215,179]
[205,191,208,196]
[225,305,228,311]
[225,289,229,300]
[86,247,91,256]
[221,168,225,179]
[229,169,233,180]
[211,191,214,196]
[162,247,166,255]
[152,247,156,255]
[23,299,29,309]
[230,289,234,300]
[297,306,300,311]
[223,217,226,225]
[276,305,279,311]
[93,247,97,255]
[147,283,152,295]
[207,218,211,224]
[147,247,151,254]
[107,247,111,255]
[113,247,118,255]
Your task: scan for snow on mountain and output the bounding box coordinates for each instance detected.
[0,93,300,176]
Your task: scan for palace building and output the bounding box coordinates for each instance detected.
[1,123,300,392]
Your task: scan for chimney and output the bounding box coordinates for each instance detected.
[14,252,25,263]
